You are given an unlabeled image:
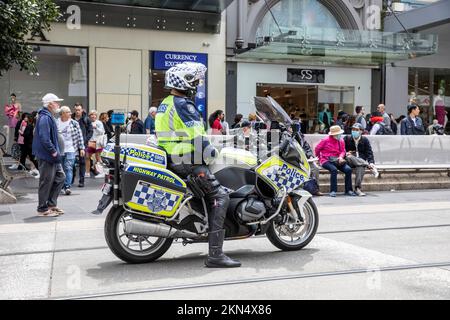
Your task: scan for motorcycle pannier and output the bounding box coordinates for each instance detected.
[122,164,187,217]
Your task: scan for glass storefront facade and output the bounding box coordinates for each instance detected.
[242,0,363,132]
[0,45,88,128]
[256,0,340,38]
[233,0,438,131]
[391,0,441,12]
[256,83,354,133]
[408,68,450,123]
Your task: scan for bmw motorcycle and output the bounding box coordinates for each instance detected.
[96,96,319,264]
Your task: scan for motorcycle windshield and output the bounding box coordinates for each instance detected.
[254,96,293,126]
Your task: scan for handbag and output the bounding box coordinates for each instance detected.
[97,134,107,148]
[95,162,104,175]
[328,139,344,164]
[328,156,339,164]
[303,179,320,195]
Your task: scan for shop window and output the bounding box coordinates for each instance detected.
[318,86,355,118]
[408,67,450,124]
[150,70,169,108]
[149,51,208,122]
[256,83,354,133]
[0,45,88,128]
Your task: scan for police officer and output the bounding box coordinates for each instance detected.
[155,62,241,268]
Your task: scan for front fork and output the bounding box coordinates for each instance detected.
[286,189,312,224]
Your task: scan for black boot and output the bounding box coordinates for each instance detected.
[205,230,241,268]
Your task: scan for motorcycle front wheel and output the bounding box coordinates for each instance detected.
[104,206,173,264]
[266,198,319,251]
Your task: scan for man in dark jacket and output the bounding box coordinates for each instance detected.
[32,93,66,217]
[130,110,145,134]
[400,105,425,135]
[72,103,93,187]
[292,121,323,196]
[344,123,379,196]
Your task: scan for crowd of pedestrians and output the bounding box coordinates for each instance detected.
[2,93,142,217]
[328,103,448,137]
[2,91,449,213]
[206,101,448,198]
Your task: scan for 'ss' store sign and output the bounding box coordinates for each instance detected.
[287,68,325,83]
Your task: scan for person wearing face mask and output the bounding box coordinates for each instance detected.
[344,123,379,197]
[314,125,356,197]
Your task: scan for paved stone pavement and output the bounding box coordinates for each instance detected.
[1,178,449,300]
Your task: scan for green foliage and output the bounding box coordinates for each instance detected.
[0,0,61,76]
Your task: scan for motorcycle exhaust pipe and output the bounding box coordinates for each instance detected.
[124,219,201,239]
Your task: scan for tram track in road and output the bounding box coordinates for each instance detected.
[317,223,450,235]
[53,260,450,300]
[1,223,450,258]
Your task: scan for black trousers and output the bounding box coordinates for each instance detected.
[72,154,86,184]
[18,144,37,170]
[169,163,229,233]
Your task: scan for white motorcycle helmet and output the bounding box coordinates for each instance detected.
[165,62,207,91]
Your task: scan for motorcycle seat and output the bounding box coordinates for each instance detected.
[229,185,255,199]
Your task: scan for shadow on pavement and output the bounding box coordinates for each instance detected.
[84,247,319,289]
[23,216,58,223]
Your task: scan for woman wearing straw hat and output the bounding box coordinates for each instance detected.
[314,125,357,197]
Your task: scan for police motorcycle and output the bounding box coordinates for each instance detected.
[96,96,319,264]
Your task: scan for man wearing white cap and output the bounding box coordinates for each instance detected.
[32,93,66,217]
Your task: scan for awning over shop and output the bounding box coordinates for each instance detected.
[235,27,438,66]
[69,0,234,13]
[56,0,235,33]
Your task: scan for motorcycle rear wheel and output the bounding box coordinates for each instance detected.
[104,206,173,264]
[266,198,319,251]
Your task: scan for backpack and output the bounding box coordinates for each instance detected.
[432,124,445,135]
[356,115,364,125]
[376,122,394,135]
[303,179,320,195]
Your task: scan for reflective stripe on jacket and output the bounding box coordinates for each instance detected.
[155,95,208,156]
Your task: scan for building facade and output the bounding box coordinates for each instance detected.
[225,0,438,131]
[0,0,231,129]
[384,0,450,124]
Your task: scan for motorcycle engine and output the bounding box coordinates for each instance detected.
[237,197,266,222]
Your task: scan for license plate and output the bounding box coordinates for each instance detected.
[101,183,111,195]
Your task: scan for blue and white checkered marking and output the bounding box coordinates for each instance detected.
[132,182,180,213]
[263,164,306,193]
